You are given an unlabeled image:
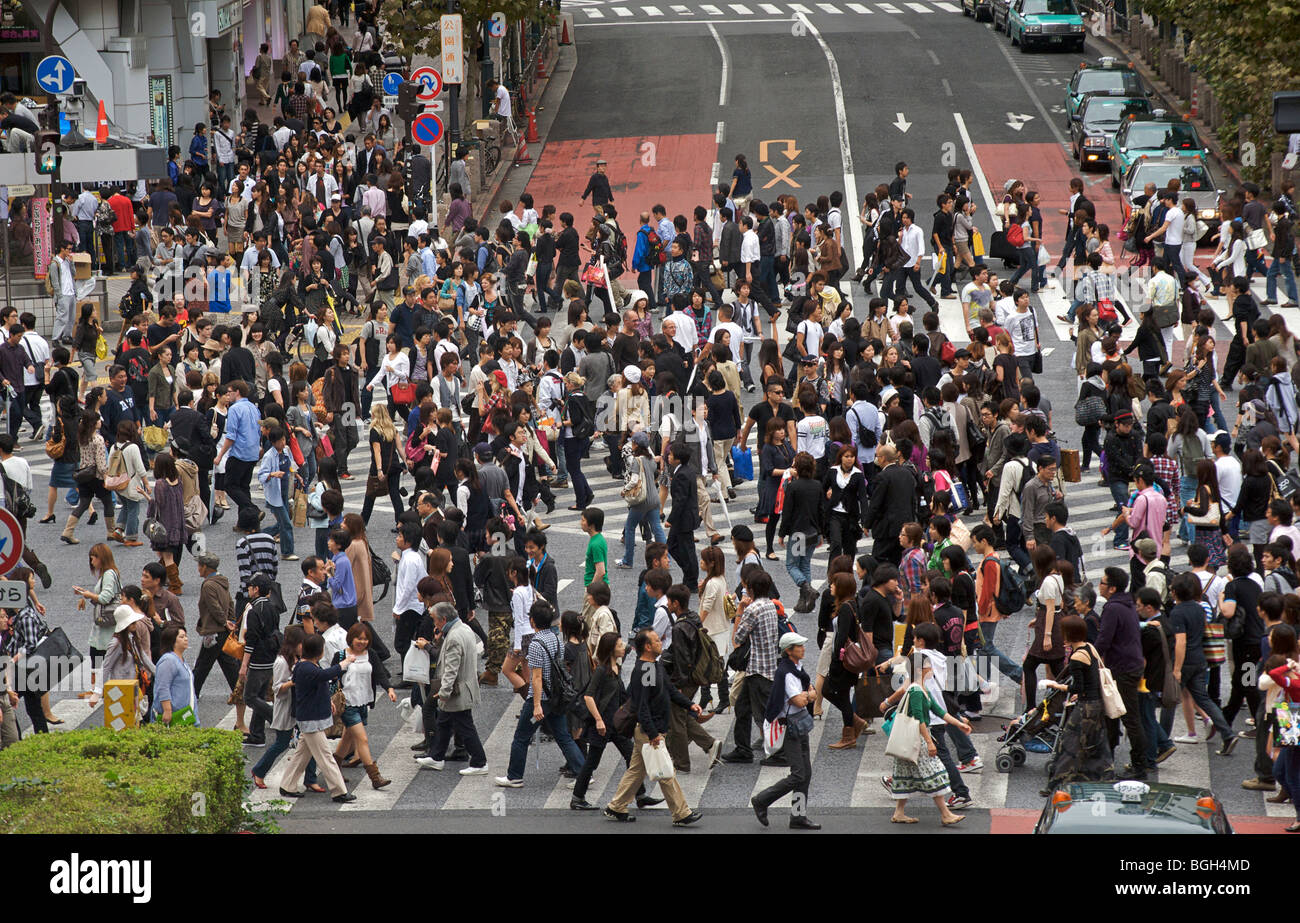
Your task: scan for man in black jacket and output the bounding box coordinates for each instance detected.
[1046,502,1086,582]
[652,333,687,396]
[1102,412,1143,537]
[660,585,721,773]
[605,628,703,826]
[169,387,217,513]
[218,326,256,387]
[580,158,614,212]
[865,444,918,565]
[239,573,282,746]
[666,444,700,590]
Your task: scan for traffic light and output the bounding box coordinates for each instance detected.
[34,130,60,175]
[397,81,421,124]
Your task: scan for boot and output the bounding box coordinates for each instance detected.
[479,670,498,686]
[60,514,80,544]
[828,726,857,750]
[795,583,816,614]
[165,562,184,594]
[105,514,123,543]
[852,715,869,741]
[365,761,392,789]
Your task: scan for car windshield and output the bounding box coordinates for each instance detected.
[1124,122,1201,151]
[1075,70,1143,97]
[1132,163,1213,193]
[1024,0,1077,14]
[1083,99,1150,125]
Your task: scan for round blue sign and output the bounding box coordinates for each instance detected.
[382,72,405,96]
[411,113,444,146]
[36,55,75,95]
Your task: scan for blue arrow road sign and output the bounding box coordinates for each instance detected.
[382,72,405,96]
[37,55,75,95]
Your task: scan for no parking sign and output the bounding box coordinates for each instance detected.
[0,509,24,576]
[411,113,444,146]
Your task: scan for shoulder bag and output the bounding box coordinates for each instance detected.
[1090,643,1127,719]
[883,683,926,763]
[1151,620,1182,705]
[839,614,878,674]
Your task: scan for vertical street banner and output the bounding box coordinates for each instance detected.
[31,196,50,280]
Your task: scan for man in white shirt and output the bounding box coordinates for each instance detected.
[709,304,746,365]
[846,382,881,468]
[271,118,293,152]
[739,216,761,284]
[305,162,338,208]
[18,314,49,438]
[392,522,427,657]
[211,116,238,190]
[229,162,255,202]
[240,233,282,281]
[1144,190,1187,285]
[488,79,512,121]
[1211,432,1243,535]
[826,191,844,246]
[890,208,938,309]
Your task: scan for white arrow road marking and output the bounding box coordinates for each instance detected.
[1005,112,1035,131]
[893,112,911,132]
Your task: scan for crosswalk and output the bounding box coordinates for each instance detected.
[576,0,963,19]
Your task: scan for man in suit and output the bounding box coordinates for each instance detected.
[864,444,918,565]
[1055,177,1094,275]
[666,443,700,591]
[417,598,487,773]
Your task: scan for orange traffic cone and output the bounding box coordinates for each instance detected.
[536,49,547,79]
[95,99,108,143]
[560,14,572,45]
[526,108,539,143]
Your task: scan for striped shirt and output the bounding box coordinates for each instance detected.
[236,531,280,594]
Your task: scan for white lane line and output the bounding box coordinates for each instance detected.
[927,49,941,65]
[938,299,971,344]
[760,1,783,11]
[707,22,730,106]
[674,713,734,807]
[952,112,1000,234]
[711,162,720,186]
[729,3,753,12]
[905,1,933,11]
[942,77,953,95]
[817,2,843,12]
[795,12,860,278]
[642,4,664,13]
[846,2,872,11]
[340,707,424,811]
[557,579,574,595]
[716,120,726,143]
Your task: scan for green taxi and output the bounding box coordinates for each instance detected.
[1005,0,1086,52]
[1064,56,1147,126]
[1109,110,1207,187]
[1070,93,1151,169]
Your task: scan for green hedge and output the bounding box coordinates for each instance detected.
[0,727,255,834]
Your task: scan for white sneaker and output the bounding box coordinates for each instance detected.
[459,765,489,776]
[707,739,723,768]
[958,756,983,773]
[494,776,524,788]
[415,757,445,770]
[1173,734,1201,744]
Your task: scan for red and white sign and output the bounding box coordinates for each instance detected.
[411,65,443,100]
[0,509,24,575]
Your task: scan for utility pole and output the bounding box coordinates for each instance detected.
[446,0,461,155]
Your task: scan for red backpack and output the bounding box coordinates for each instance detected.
[1006,223,1025,248]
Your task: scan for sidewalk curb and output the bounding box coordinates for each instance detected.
[1090,30,1243,191]
[472,39,578,228]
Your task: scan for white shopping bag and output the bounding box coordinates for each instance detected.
[402,644,431,685]
[641,740,676,781]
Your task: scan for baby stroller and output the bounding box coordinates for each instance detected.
[993,686,1066,773]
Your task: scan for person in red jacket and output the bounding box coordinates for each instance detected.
[107,187,137,274]
[1266,630,1300,831]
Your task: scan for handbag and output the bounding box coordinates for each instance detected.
[1152,621,1183,705]
[1074,393,1107,427]
[318,433,334,457]
[853,672,890,719]
[288,433,306,467]
[883,683,925,763]
[143,518,169,547]
[402,643,431,684]
[1246,226,1269,250]
[642,740,676,780]
[1274,701,1300,748]
[22,626,83,694]
[221,624,245,661]
[761,717,787,758]
[710,269,726,290]
[44,428,66,460]
[168,671,199,726]
[730,445,754,481]
[326,688,347,738]
[620,458,647,507]
[971,228,985,258]
[292,488,308,528]
[365,473,388,498]
[390,381,417,405]
[74,461,99,486]
[611,697,637,737]
[839,620,878,674]
[1186,498,1221,527]
[1091,644,1127,719]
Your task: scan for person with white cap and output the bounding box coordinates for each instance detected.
[87,600,155,713]
[750,630,820,829]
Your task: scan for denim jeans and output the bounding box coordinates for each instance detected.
[785,535,818,587]
[759,254,778,302]
[620,506,666,566]
[972,619,1023,683]
[1267,257,1299,304]
[1108,481,1130,545]
[1182,666,1233,742]
[1005,514,1031,571]
[117,495,141,538]
[505,698,585,782]
[251,727,318,784]
[1179,474,1198,543]
[1273,748,1300,819]
[930,725,969,798]
[1138,692,1174,763]
[1008,246,1038,291]
[563,436,593,507]
[265,502,294,555]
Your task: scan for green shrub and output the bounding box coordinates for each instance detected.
[0,726,253,833]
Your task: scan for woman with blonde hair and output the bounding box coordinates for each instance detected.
[71,543,122,700]
[360,403,403,529]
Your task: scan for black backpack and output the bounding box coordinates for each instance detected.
[993,559,1028,614]
[567,392,595,440]
[848,404,878,448]
[535,633,580,713]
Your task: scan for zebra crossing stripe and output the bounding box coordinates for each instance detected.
[671,3,692,11]
[760,2,782,11]
[701,3,723,12]
[729,3,754,13]
[877,2,901,12]
[583,8,604,16]
[642,5,664,14]
[905,1,933,11]
[339,709,425,811]
[816,2,843,11]
[613,5,633,14]
[934,1,961,10]
[847,3,873,11]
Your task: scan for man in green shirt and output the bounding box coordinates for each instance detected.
[583,507,608,587]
